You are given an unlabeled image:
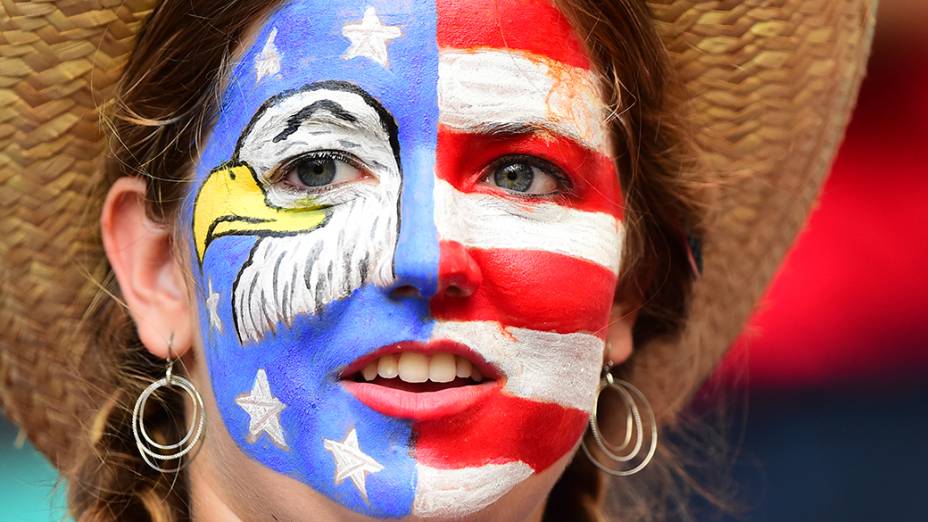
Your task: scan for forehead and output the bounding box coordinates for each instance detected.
[436,0,589,68]
[200,0,604,165]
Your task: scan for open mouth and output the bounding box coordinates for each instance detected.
[339,341,501,420]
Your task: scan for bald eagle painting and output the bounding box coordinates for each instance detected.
[183,1,631,517]
[192,81,401,345]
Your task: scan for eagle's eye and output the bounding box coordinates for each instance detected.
[281,151,369,192]
[480,154,571,198]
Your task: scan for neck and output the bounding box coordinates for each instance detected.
[188,456,244,522]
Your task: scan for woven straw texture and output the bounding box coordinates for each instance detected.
[0,0,874,468]
[0,0,155,467]
[635,0,875,415]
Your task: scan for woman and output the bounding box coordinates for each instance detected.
[0,0,873,520]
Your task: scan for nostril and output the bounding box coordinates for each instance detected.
[438,275,476,298]
[443,285,465,298]
[389,284,421,300]
[437,241,482,299]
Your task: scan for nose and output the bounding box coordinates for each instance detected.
[390,241,482,300]
[389,245,439,300]
[389,148,441,300]
[436,241,481,298]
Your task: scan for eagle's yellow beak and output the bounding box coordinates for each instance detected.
[192,163,328,263]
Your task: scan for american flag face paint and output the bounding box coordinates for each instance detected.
[186,0,623,518]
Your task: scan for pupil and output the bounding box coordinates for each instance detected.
[297,157,336,187]
[494,163,534,192]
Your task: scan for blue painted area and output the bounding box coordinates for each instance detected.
[183,0,440,517]
[393,145,441,297]
[198,269,429,517]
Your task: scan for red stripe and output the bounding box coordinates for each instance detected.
[436,0,590,69]
[437,127,623,219]
[414,392,588,471]
[431,244,616,336]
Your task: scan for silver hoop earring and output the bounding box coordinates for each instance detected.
[581,365,658,476]
[131,343,206,473]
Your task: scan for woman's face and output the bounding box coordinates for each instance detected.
[185,0,623,518]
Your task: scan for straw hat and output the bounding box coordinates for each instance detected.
[0,0,875,470]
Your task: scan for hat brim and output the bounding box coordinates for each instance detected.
[0,0,876,464]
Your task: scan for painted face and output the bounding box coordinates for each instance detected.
[186,0,623,518]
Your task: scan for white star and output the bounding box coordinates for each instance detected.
[235,369,287,448]
[205,280,222,333]
[341,7,402,68]
[255,27,281,83]
[323,428,384,503]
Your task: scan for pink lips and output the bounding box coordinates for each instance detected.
[339,340,503,421]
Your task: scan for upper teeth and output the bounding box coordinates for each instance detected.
[361,353,483,383]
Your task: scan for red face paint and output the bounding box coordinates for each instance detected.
[414,0,623,479]
[190,0,623,517]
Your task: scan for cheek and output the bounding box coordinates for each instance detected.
[422,241,619,474]
[431,248,617,333]
[425,151,622,472]
[415,392,589,472]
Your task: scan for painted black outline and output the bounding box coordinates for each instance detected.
[192,161,333,266]
[272,99,358,143]
[230,79,402,277]
[195,80,403,345]
[232,80,401,172]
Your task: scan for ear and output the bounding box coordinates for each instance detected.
[101,177,192,360]
[605,301,638,366]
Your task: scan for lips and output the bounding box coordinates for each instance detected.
[340,340,502,420]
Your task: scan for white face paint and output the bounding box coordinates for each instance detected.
[187,0,625,519]
[254,27,281,83]
[233,86,400,344]
[434,179,623,276]
[438,49,612,154]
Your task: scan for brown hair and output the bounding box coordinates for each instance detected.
[73,0,705,520]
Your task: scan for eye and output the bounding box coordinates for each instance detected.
[281,152,367,190]
[481,156,567,196]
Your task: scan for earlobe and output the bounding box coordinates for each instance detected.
[100,177,192,360]
[605,303,637,366]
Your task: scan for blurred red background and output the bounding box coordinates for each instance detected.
[718,5,928,389]
[703,6,928,520]
[2,3,925,521]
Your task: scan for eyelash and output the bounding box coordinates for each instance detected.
[267,150,369,189]
[266,151,574,201]
[480,154,574,199]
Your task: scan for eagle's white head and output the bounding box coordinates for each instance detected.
[193,83,401,344]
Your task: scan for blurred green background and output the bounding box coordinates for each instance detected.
[0,417,68,521]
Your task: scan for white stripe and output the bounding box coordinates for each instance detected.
[434,179,623,275]
[432,321,602,412]
[414,462,533,518]
[438,48,611,155]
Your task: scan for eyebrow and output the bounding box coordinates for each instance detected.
[471,121,593,151]
[438,49,610,155]
[272,100,358,143]
[471,121,549,137]
[234,80,402,171]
